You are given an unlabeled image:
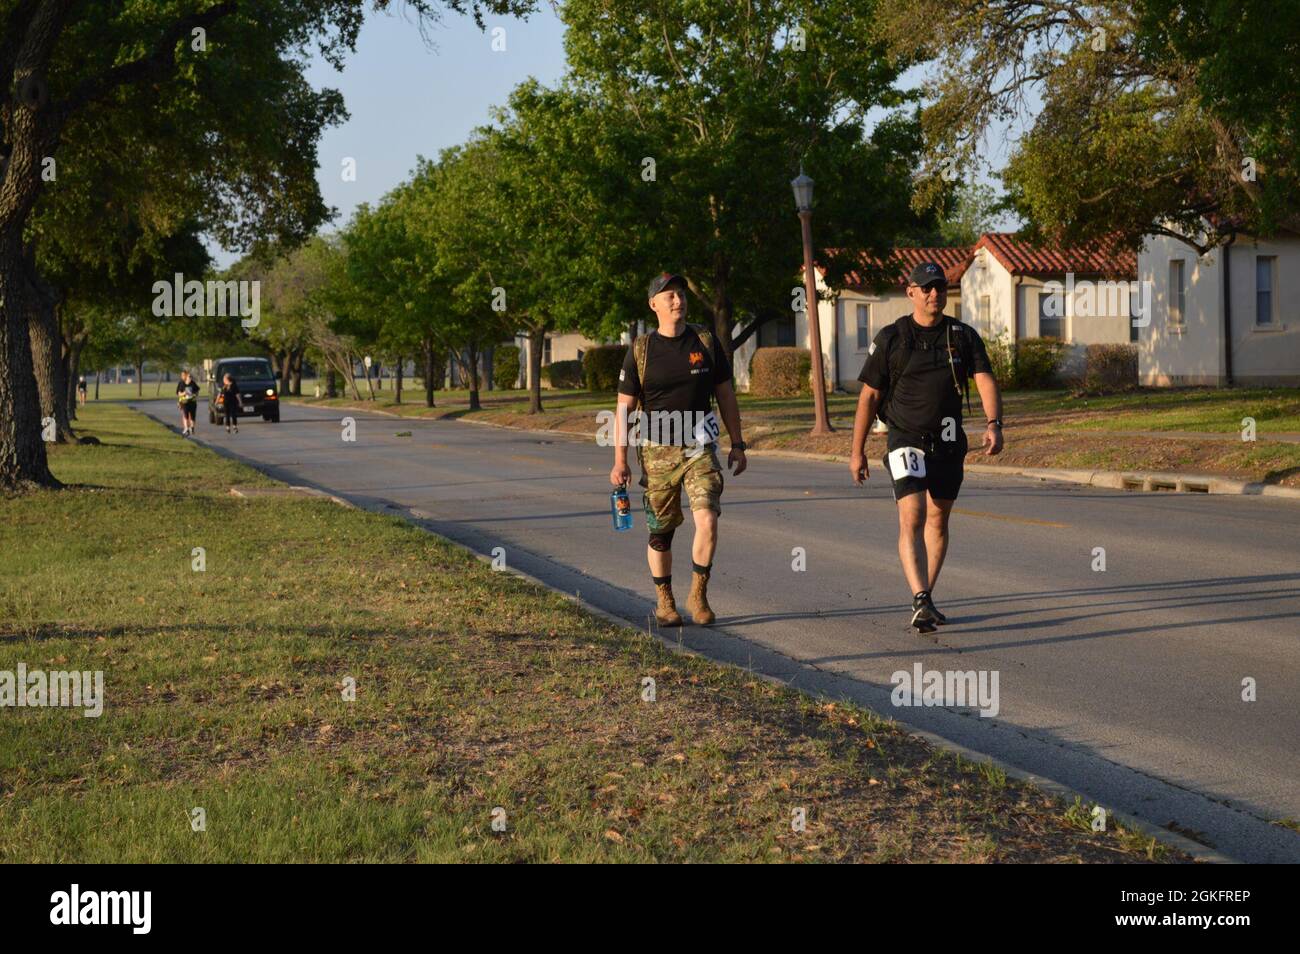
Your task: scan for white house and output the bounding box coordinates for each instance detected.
[1137,228,1300,386]
[771,234,1141,391]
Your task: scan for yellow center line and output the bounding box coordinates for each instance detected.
[951,508,1070,528]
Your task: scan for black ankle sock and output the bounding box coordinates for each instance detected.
[692,562,712,576]
[653,574,672,586]
[914,590,930,601]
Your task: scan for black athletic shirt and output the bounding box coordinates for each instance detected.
[177,379,200,401]
[858,314,991,437]
[618,327,732,415]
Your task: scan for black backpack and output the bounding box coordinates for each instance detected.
[879,315,975,426]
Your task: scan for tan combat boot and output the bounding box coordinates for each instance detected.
[687,567,715,625]
[654,581,683,626]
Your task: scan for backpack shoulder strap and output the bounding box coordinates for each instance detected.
[887,315,915,384]
[690,324,716,356]
[633,334,650,411]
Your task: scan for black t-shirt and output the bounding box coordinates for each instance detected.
[177,380,200,401]
[219,382,241,406]
[618,327,732,416]
[859,315,991,438]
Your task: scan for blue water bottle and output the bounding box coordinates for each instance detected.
[610,483,633,531]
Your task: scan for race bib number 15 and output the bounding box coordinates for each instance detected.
[692,411,721,447]
[887,446,926,479]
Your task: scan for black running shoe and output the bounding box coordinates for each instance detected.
[911,592,938,632]
[925,595,948,625]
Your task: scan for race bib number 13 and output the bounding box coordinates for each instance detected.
[887,446,926,479]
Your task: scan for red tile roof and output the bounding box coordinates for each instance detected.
[974,232,1137,278]
[828,246,974,290]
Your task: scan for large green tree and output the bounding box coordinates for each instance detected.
[557,0,931,353]
[875,0,1300,253]
[1,0,533,491]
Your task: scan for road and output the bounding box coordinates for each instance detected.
[135,398,1300,862]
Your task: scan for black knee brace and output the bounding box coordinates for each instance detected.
[648,529,675,552]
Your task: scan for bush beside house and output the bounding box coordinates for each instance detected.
[583,345,627,391]
[494,345,521,390]
[749,347,813,397]
[544,359,584,389]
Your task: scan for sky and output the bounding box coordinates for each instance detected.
[208,6,1020,268]
[208,5,570,267]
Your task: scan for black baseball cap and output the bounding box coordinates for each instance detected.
[907,261,947,287]
[647,272,687,299]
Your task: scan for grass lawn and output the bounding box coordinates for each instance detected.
[0,404,1179,863]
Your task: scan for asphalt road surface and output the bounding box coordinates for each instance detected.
[135,398,1300,862]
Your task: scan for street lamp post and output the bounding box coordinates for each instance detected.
[792,167,833,435]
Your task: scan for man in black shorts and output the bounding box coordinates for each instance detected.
[849,261,1004,633]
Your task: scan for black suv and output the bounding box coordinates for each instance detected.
[208,356,281,423]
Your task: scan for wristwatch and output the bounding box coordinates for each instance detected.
[987,419,1003,428]
[731,441,747,451]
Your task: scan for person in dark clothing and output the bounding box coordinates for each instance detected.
[849,261,1004,633]
[218,373,241,434]
[176,369,200,436]
[609,272,747,627]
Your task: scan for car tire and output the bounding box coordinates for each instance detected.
[267,408,280,423]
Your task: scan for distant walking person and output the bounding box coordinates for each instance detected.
[77,375,88,407]
[177,369,200,436]
[848,262,1004,633]
[218,373,241,434]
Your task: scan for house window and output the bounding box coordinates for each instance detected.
[777,318,795,346]
[1169,260,1185,328]
[978,296,991,335]
[1038,290,1064,338]
[1256,256,1277,326]
[542,337,552,365]
[856,303,871,349]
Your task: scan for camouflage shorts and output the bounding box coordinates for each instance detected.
[638,442,723,532]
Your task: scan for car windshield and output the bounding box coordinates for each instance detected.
[219,361,274,381]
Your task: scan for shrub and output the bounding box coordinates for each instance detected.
[749,347,813,397]
[1081,343,1138,393]
[984,331,1015,389]
[544,359,583,389]
[493,345,521,390]
[1013,337,1068,389]
[583,345,627,391]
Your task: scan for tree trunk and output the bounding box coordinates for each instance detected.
[527,326,545,414]
[422,337,436,408]
[0,248,59,489]
[64,339,82,422]
[711,267,735,358]
[135,359,143,397]
[94,370,100,401]
[24,259,73,443]
[326,367,338,398]
[290,350,303,395]
[394,357,403,404]
[279,349,292,395]
[464,343,481,411]
[343,353,362,400]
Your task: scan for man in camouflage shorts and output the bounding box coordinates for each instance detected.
[610,272,747,626]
